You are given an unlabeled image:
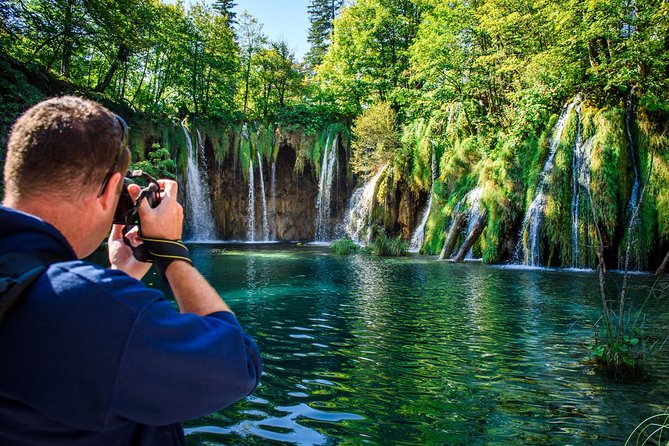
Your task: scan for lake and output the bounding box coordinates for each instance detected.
[136,244,669,445]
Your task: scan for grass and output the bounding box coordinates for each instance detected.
[371,231,408,257]
[330,238,361,255]
[625,407,669,446]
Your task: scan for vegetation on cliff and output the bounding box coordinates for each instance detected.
[1,0,668,269]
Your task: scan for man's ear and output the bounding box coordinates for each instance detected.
[99,172,123,211]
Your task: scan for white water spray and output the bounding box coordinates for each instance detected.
[247,157,255,241]
[516,95,581,266]
[257,152,270,241]
[315,131,339,241]
[181,121,216,241]
[345,166,387,244]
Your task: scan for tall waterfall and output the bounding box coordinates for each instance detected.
[623,90,642,270]
[270,160,276,239]
[246,158,255,241]
[410,144,438,251]
[344,166,387,244]
[464,187,483,260]
[569,101,590,268]
[625,93,641,223]
[571,135,595,268]
[257,152,270,241]
[181,121,216,241]
[315,132,339,241]
[516,96,581,266]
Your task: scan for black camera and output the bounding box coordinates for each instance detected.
[113,170,162,226]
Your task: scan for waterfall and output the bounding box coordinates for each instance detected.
[271,160,277,239]
[247,158,255,241]
[464,187,483,260]
[569,101,589,268]
[410,196,432,251]
[409,143,438,251]
[344,166,387,244]
[571,135,595,268]
[315,131,339,241]
[516,95,581,266]
[625,93,641,223]
[181,121,216,241]
[257,152,270,241]
[623,90,642,270]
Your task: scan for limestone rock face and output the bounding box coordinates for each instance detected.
[204,139,352,241]
[381,181,425,240]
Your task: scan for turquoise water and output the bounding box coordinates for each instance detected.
[141,244,669,445]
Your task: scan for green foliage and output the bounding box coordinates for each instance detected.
[371,230,408,257]
[329,237,360,255]
[351,101,401,178]
[129,143,176,179]
[590,106,628,248]
[305,0,344,69]
[589,331,645,380]
[543,108,578,267]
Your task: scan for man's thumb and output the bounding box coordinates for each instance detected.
[127,183,142,202]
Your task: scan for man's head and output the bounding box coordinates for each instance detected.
[4,96,129,202]
[3,96,131,257]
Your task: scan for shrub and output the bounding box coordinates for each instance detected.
[330,238,361,255]
[371,231,408,257]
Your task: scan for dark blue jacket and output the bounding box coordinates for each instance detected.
[0,206,262,445]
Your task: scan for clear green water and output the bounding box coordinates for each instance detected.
[139,244,669,445]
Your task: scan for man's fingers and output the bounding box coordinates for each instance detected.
[127,183,141,201]
[110,224,124,240]
[159,180,178,201]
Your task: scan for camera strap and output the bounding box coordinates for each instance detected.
[132,235,193,282]
[0,252,65,325]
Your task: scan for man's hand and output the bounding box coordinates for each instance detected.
[137,180,184,240]
[108,184,153,280]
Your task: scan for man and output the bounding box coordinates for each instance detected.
[0,96,262,445]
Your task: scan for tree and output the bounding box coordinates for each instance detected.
[305,0,343,69]
[350,101,401,177]
[236,11,266,116]
[315,0,424,115]
[213,0,237,28]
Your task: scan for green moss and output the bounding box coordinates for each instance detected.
[543,107,578,266]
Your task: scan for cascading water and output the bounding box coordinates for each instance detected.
[464,187,483,260]
[181,121,216,241]
[571,135,595,268]
[344,166,386,244]
[623,89,642,270]
[315,131,339,241]
[516,95,581,266]
[410,144,438,251]
[257,152,270,241]
[247,157,255,241]
[569,100,587,268]
[270,160,276,239]
[625,93,641,223]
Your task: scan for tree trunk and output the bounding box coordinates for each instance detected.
[60,0,74,78]
[439,212,465,260]
[243,55,252,115]
[655,249,669,276]
[130,50,150,109]
[453,211,487,262]
[95,44,130,93]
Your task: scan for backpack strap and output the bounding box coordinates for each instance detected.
[0,252,64,324]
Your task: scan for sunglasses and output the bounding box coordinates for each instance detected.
[97,113,128,197]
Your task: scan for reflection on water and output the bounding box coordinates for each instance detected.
[124,245,669,445]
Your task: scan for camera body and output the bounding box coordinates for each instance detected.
[113,171,162,226]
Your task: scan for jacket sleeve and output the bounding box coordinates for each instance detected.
[111,299,262,426]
